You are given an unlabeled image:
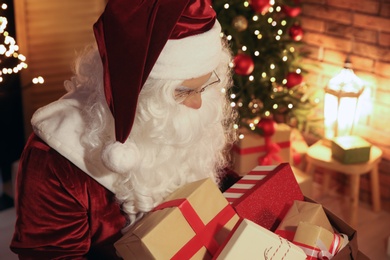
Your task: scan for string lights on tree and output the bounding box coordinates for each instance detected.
[213,0,316,135]
[0,2,43,86]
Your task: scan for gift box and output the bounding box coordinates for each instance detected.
[213,219,307,260]
[331,135,371,164]
[231,124,291,176]
[114,178,240,260]
[275,200,333,241]
[293,221,348,260]
[285,198,366,260]
[313,199,365,260]
[223,163,304,231]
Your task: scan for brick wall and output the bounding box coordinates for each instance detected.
[299,0,390,211]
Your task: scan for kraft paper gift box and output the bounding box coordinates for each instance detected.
[223,163,304,231]
[213,219,307,260]
[293,221,349,260]
[231,124,291,176]
[275,200,333,241]
[114,178,240,260]
[331,136,371,164]
[283,198,367,260]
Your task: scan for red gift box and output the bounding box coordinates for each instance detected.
[223,163,304,231]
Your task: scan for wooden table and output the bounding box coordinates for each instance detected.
[305,140,382,227]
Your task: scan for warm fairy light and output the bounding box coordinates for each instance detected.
[226,35,233,41]
[289,47,295,52]
[281,20,287,26]
[296,68,301,73]
[229,61,234,68]
[270,77,276,82]
[275,6,281,12]
[239,134,245,139]
[282,56,288,61]
[272,21,277,26]
[273,104,278,109]
[282,79,287,84]
[244,1,249,7]
[269,7,274,13]
[267,18,273,24]
[270,0,275,5]
[275,35,281,41]
[32,76,44,84]
[270,64,275,69]
[254,51,260,56]
[0,6,30,83]
[224,3,229,9]
[230,93,236,99]
[253,15,259,21]
[288,103,293,109]
[241,46,247,51]
[277,29,283,35]
[257,34,263,39]
[265,111,271,117]
[230,102,236,107]
[234,124,239,129]
[249,75,254,81]
[254,30,260,35]
[262,72,267,78]
[238,102,243,107]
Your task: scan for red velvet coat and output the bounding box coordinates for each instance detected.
[10,134,127,259]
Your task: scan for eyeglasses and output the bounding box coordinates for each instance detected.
[174,70,221,103]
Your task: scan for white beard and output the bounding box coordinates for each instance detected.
[112,77,231,224]
[71,44,235,225]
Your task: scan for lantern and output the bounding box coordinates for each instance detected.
[323,57,364,139]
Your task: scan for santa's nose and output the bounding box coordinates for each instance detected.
[182,93,202,109]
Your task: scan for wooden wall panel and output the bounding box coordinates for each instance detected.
[14,0,106,137]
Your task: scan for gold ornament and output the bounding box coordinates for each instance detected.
[232,15,248,32]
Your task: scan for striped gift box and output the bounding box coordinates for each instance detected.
[223,163,304,231]
[224,165,278,204]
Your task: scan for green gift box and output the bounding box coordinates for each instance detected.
[331,136,371,164]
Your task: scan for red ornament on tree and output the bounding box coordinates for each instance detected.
[257,118,276,137]
[289,24,303,41]
[285,72,303,88]
[233,54,254,76]
[249,0,271,15]
[282,5,301,17]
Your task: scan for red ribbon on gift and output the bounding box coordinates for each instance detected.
[258,136,283,166]
[293,233,344,260]
[153,198,236,259]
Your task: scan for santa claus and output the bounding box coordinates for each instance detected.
[11,0,237,258]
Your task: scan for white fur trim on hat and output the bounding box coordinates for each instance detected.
[149,21,222,80]
[101,141,140,174]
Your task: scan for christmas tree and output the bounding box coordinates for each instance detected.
[0,2,28,84]
[213,0,316,134]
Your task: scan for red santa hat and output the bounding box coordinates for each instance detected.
[93,0,222,145]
